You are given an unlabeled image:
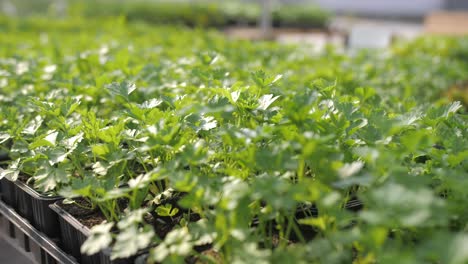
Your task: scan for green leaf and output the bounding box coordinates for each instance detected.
[63,132,84,151]
[199,115,217,132]
[106,81,136,100]
[448,234,468,264]
[92,161,109,176]
[61,97,81,117]
[92,144,110,156]
[155,203,179,217]
[22,115,43,135]
[111,225,154,260]
[30,130,59,149]
[257,94,280,111]
[47,148,68,165]
[0,133,10,144]
[360,182,446,227]
[299,217,328,231]
[443,101,462,118]
[337,161,364,178]
[137,98,163,109]
[34,164,70,192]
[447,150,468,167]
[151,227,193,262]
[117,209,148,229]
[0,159,21,181]
[81,222,114,256]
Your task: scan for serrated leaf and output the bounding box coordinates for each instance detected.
[199,115,217,132]
[81,222,114,256]
[92,144,110,156]
[44,131,59,145]
[61,98,81,117]
[106,81,136,100]
[63,133,84,151]
[128,173,151,189]
[338,161,364,178]
[0,133,10,144]
[47,148,68,165]
[447,150,468,167]
[137,98,163,109]
[443,101,462,117]
[257,94,280,111]
[270,74,283,85]
[29,139,54,149]
[92,161,109,176]
[151,227,192,262]
[117,209,148,229]
[34,164,69,192]
[22,115,43,135]
[230,91,241,103]
[29,130,57,150]
[111,225,154,260]
[155,203,179,217]
[0,159,20,181]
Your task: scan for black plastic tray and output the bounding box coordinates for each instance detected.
[0,199,78,264]
[50,202,138,264]
[0,153,10,201]
[0,152,8,161]
[0,178,17,207]
[14,180,62,238]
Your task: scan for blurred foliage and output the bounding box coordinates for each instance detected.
[1,0,331,28]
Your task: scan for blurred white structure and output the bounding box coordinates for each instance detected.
[347,25,394,50]
[277,0,468,17]
[1,0,16,16]
[313,0,443,17]
[260,0,273,38]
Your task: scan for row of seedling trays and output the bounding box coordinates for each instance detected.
[0,162,363,264]
[0,176,362,264]
[0,177,146,264]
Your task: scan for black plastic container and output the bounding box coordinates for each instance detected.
[0,152,8,161]
[0,199,78,264]
[0,152,10,199]
[15,181,34,222]
[14,180,62,238]
[0,178,17,207]
[344,198,363,212]
[50,202,139,264]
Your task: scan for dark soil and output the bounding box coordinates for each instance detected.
[75,211,107,229]
[57,193,201,235]
[187,247,223,264]
[146,207,201,239]
[58,198,105,228]
[17,174,29,183]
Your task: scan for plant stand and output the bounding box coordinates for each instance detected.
[0,199,77,264]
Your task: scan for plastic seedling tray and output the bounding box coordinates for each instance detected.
[344,198,363,212]
[50,202,140,264]
[0,154,10,201]
[0,152,8,161]
[0,198,78,264]
[0,178,17,208]
[14,180,63,238]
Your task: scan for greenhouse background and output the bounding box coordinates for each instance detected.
[3,0,468,16]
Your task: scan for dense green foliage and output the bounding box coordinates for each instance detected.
[0,16,467,263]
[1,0,331,28]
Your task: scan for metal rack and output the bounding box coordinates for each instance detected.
[0,199,78,264]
